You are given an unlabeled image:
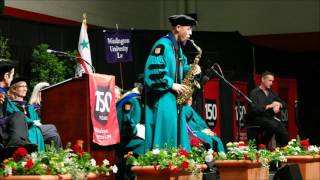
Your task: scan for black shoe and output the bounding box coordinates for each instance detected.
[22,143,38,154]
[1,145,20,161]
[0,143,6,161]
[0,143,4,151]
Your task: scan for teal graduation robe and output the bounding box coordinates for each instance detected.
[144,32,190,150]
[117,94,145,155]
[5,100,45,151]
[181,105,225,152]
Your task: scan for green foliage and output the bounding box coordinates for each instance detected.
[125,146,210,174]
[30,43,76,89]
[216,140,287,168]
[281,136,319,156]
[0,36,11,59]
[0,141,117,178]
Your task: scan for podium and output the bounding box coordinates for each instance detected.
[41,74,117,172]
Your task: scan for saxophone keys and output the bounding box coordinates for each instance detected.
[194,81,201,89]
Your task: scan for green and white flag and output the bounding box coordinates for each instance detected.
[76,13,93,76]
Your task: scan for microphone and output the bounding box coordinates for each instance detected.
[201,69,213,84]
[46,49,95,73]
[201,75,210,84]
[201,61,217,84]
[46,49,69,56]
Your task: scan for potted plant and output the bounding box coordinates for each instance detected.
[0,140,118,179]
[280,137,320,180]
[280,137,319,157]
[0,36,11,61]
[213,141,283,180]
[125,143,209,180]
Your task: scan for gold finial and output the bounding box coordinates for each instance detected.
[82,13,87,24]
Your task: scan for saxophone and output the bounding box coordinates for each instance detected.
[176,39,202,105]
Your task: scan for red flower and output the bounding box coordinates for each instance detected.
[181,161,189,169]
[72,140,85,155]
[190,136,201,147]
[238,142,247,147]
[178,149,189,157]
[258,144,266,149]
[13,147,28,161]
[24,159,33,169]
[75,139,84,148]
[300,139,309,149]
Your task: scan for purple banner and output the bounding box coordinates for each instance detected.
[104,30,133,63]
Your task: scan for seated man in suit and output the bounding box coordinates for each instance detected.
[249,71,289,147]
[182,97,225,152]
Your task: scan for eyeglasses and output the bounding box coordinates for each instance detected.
[16,85,28,88]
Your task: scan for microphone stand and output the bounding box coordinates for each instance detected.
[210,66,252,142]
[73,55,96,74]
[294,100,301,133]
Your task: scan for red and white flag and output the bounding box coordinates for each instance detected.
[76,13,93,76]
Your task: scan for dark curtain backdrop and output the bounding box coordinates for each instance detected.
[0,16,79,76]
[1,15,319,144]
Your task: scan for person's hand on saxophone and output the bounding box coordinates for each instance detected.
[172,83,188,95]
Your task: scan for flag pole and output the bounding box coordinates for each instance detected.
[116,24,124,89]
[76,13,90,74]
[83,13,87,24]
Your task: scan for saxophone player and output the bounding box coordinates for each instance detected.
[144,14,201,151]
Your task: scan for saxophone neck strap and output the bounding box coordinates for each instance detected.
[163,33,182,83]
[163,32,182,60]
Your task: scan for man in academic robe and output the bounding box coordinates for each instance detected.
[144,14,201,150]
